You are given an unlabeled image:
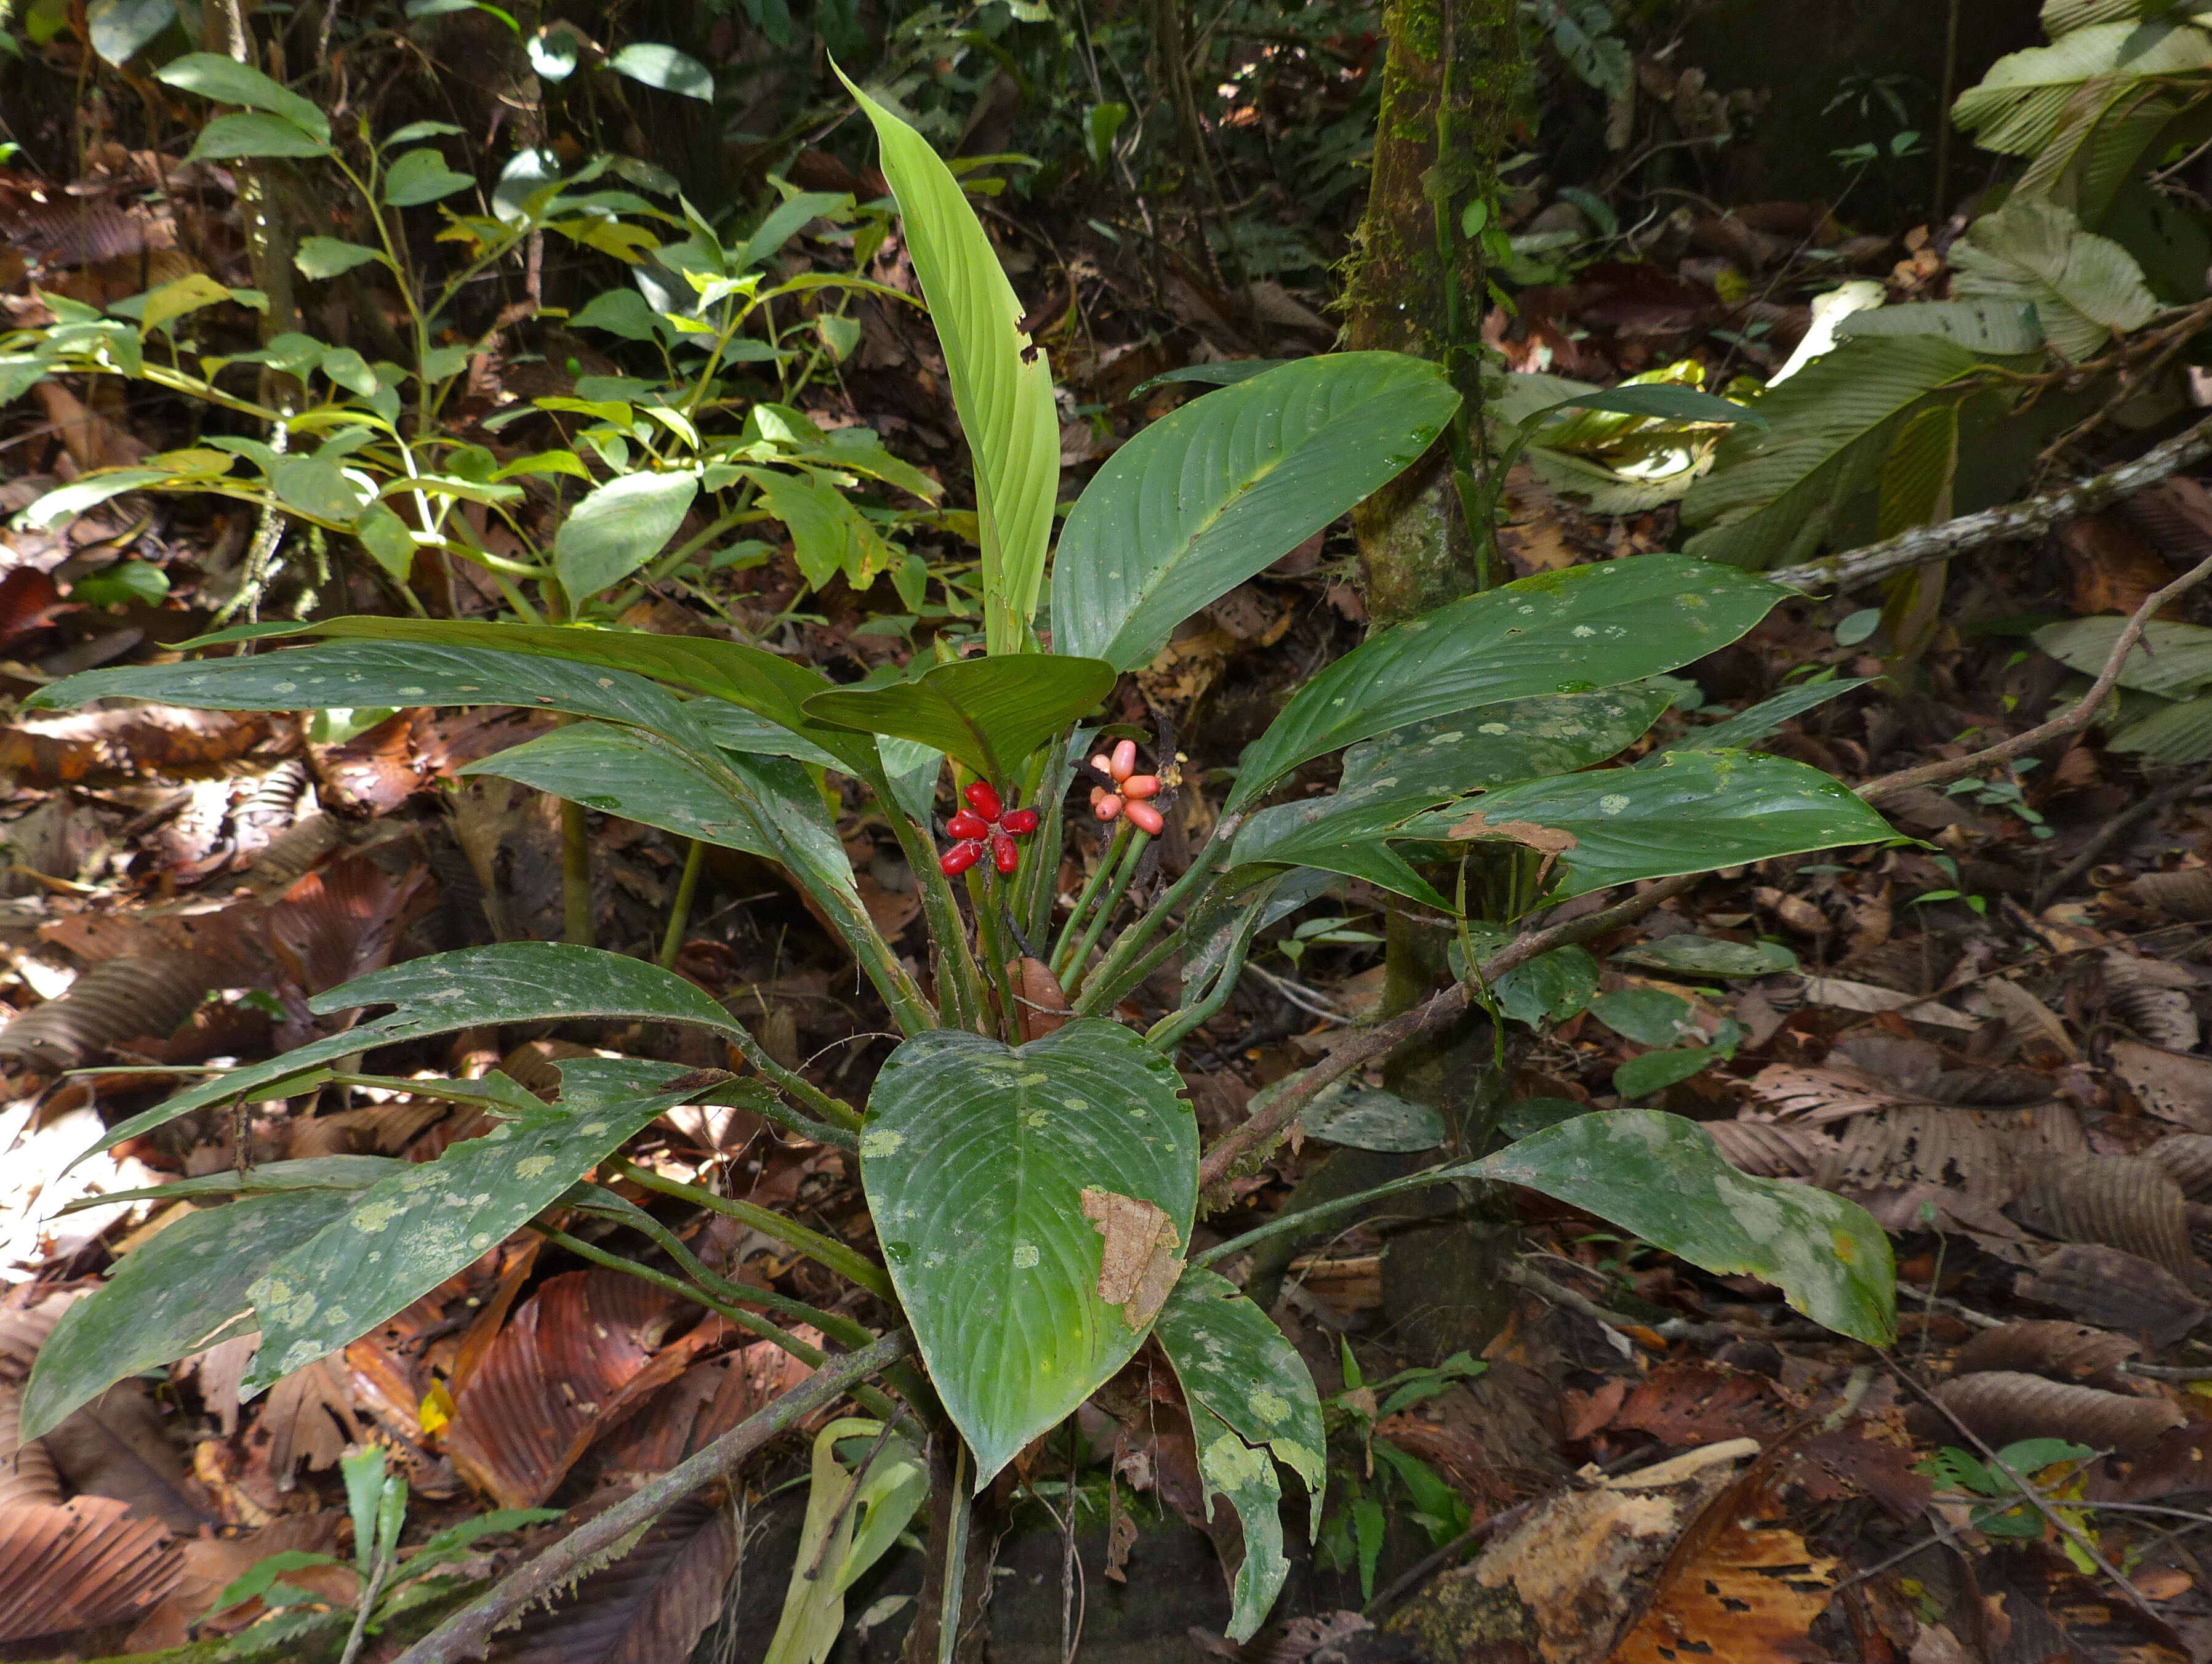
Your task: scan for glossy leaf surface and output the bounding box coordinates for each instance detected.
[804,654,1114,784]
[1227,557,1785,811]
[1052,353,1460,670]
[861,1021,1196,1483]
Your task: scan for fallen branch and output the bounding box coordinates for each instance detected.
[1198,545,2212,1191]
[388,1328,915,1664]
[1766,412,2212,595]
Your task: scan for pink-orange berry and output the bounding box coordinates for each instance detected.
[1094,793,1124,821]
[1125,800,1164,835]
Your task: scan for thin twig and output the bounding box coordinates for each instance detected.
[387,1330,913,1664]
[1766,413,2212,595]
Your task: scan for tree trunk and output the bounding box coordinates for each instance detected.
[1344,0,1528,1360]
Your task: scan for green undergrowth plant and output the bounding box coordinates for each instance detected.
[22,80,1901,1649]
[2,52,936,630]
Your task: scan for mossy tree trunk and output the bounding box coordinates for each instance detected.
[1345,0,1529,1361]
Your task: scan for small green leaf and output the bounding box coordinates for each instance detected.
[1299,1085,1444,1152]
[383,119,467,145]
[18,470,169,528]
[1588,988,1693,1047]
[1470,1109,1894,1343]
[1612,935,1797,977]
[70,559,169,607]
[383,148,475,207]
[862,1021,1196,1484]
[87,0,175,65]
[554,470,699,599]
[354,501,418,580]
[1613,1045,1717,1098]
[744,467,898,592]
[804,653,1114,784]
[270,455,367,524]
[189,111,331,161]
[319,347,380,397]
[608,42,713,99]
[527,27,580,79]
[295,238,386,280]
[22,1172,397,1439]
[158,52,330,139]
[1667,678,1872,753]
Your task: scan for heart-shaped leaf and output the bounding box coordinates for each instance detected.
[861,1021,1196,1483]
[804,654,1115,785]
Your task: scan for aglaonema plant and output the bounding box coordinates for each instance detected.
[20,80,1901,1649]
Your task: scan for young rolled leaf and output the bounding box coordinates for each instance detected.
[839,71,1057,654]
[1397,749,1895,902]
[242,1057,738,1395]
[1154,1266,1325,1642]
[1052,353,1461,670]
[860,1021,1196,1484]
[1226,557,1785,813]
[23,1172,400,1440]
[803,653,1115,785]
[1471,1109,1894,1344]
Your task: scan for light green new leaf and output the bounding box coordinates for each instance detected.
[382,148,475,207]
[157,52,331,140]
[1950,198,2160,362]
[270,455,366,525]
[744,467,898,592]
[1681,334,1995,569]
[22,1170,400,1440]
[804,653,1115,784]
[862,1021,1196,1484]
[244,1056,727,1394]
[554,470,699,600]
[1471,1109,1894,1343]
[355,501,418,579]
[188,111,332,161]
[1613,935,1797,977]
[19,470,171,528]
[1227,556,1785,811]
[295,238,387,280]
[1052,353,1461,670]
[1401,749,1894,902]
[840,71,1057,654]
[1155,1267,1324,1641]
[89,0,175,62]
[609,42,714,100]
[763,1419,929,1664]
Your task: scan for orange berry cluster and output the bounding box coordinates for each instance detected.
[1089,740,1163,835]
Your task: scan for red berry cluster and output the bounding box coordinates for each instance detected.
[939,781,1041,877]
[1089,739,1164,835]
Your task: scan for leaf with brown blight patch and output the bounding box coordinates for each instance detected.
[1081,1189,1184,1332]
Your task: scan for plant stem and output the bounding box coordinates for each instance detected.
[939,1442,972,1664]
[659,840,707,971]
[387,1330,915,1664]
[1072,933,1180,1019]
[1144,924,1253,1053]
[1070,816,1238,1012]
[968,868,1022,1042]
[859,755,984,1034]
[614,1162,894,1300]
[1060,829,1150,996]
[337,1546,391,1664]
[1050,819,1131,978]
[560,798,593,947]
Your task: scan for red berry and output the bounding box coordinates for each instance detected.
[940,840,982,876]
[1121,774,1160,800]
[1110,740,1137,782]
[1094,794,1123,821]
[990,830,1019,874]
[1126,800,1164,836]
[1001,807,1040,835]
[947,808,989,840]
[964,781,1003,822]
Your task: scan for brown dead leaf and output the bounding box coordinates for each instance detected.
[258,1356,364,1485]
[1441,812,1577,887]
[1953,1321,2140,1391]
[2061,513,2172,617]
[2012,1153,2196,1276]
[1008,956,1070,1041]
[485,1489,737,1664]
[1925,1371,2184,1453]
[1081,1189,1184,1332]
[0,707,279,787]
[121,1513,349,1650]
[39,1381,209,1532]
[2112,1040,2212,1131]
[0,1497,180,1642]
[2017,1244,2207,1349]
[1610,1361,1800,1450]
[0,954,211,1071]
[34,380,150,473]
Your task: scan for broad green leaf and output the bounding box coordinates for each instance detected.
[1400,749,1895,902]
[57,1154,406,1212]
[1664,678,1871,754]
[1135,360,1295,393]
[862,1021,1196,1482]
[2035,616,2212,696]
[270,455,366,523]
[734,191,853,273]
[1052,354,1461,670]
[1836,299,2044,354]
[1337,686,1669,805]
[355,501,418,579]
[1492,946,1600,1027]
[1589,988,1694,1047]
[88,0,175,63]
[608,42,713,100]
[569,288,667,341]
[463,723,778,856]
[689,701,847,770]
[157,51,331,140]
[1954,21,2211,155]
[189,111,331,161]
[1877,400,1961,538]
[23,1176,397,1439]
[841,72,1057,653]
[1227,557,1785,813]
[554,470,699,600]
[1526,383,1767,428]
[744,467,898,592]
[1950,198,2159,362]
[244,1056,726,1394]
[383,147,475,207]
[1613,935,1797,977]
[295,238,386,280]
[1470,1109,1894,1343]
[19,470,169,528]
[48,943,753,1167]
[1300,1085,1445,1152]
[804,653,1115,784]
[1156,1266,1323,1641]
[2110,691,2212,762]
[1681,334,1996,570]
[70,559,169,607]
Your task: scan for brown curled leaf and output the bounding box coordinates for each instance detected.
[1081,1188,1184,1333]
